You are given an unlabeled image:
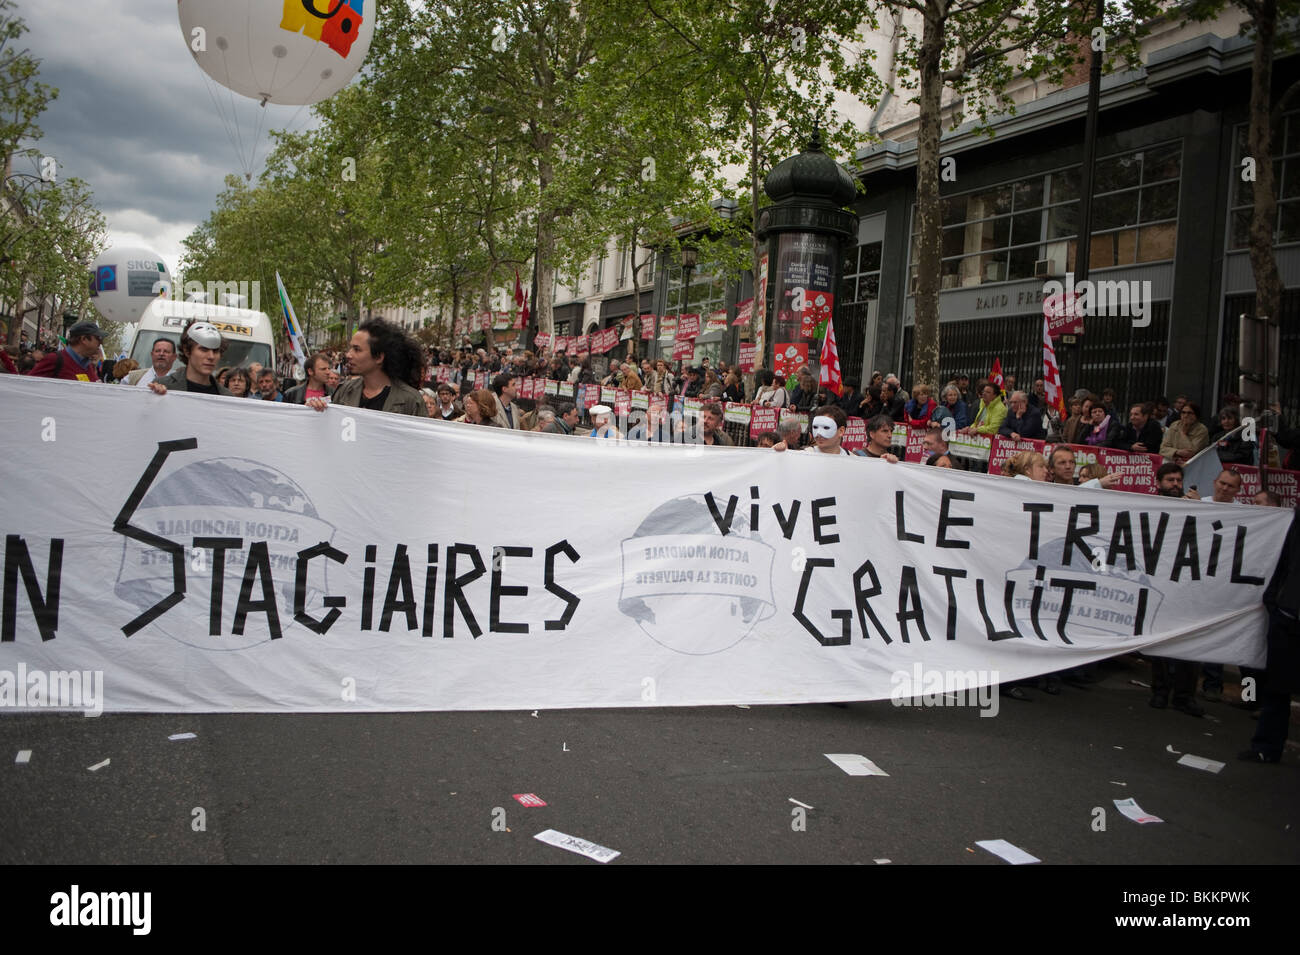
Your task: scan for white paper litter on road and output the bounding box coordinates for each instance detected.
[168,733,196,741]
[1176,753,1225,774]
[534,829,620,863]
[1165,744,1182,754]
[788,798,814,809]
[1109,781,1127,786]
[87,759,110,772]
[1129,680,1151,688]
[976,839,1040,865]
[825,753,889,776]
[1112,746,1123,750]
[735,704,750,709]
[1114,798,1163,824]
[874,858,892,864]
[15,750,31,764]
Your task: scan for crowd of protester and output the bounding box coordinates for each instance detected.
[8,316,1297,762]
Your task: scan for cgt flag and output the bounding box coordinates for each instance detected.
[989,357,1004,391]
[819,318,843,397]
[1042,314,1066,417]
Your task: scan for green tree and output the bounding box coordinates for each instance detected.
[1185,0,1300,407]
[879,0,1154,389]
[641,0,878,362]
[371,0,737,338]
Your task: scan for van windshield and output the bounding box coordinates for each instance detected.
[131,331,271,371]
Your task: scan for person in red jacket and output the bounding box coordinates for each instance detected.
[26,321,102,382]
[903,383,938,427]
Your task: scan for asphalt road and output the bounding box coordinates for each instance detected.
[1,656,1295,867]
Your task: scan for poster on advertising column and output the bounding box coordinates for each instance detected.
[773,233,836,360]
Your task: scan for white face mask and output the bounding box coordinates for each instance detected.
[811,416,837,439]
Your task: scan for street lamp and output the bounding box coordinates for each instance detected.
[680,245,698,308]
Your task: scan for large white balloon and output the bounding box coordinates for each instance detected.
[178,0,375,106]
[88,247,173,325]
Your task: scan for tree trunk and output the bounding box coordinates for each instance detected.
[1248,0,1282,404]
[911,0,947,392]
[535,213,556,338]
[750,105,765,369]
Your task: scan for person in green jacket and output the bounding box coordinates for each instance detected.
[964,381,1007,436]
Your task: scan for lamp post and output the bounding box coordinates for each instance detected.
[678,245,697,366]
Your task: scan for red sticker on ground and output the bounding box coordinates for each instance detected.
[513,793,547,807]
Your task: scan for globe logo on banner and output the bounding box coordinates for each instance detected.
[619,496,777,654]
[280,0,365,58]
[1004,537,1165,639]
[115,455,337,651]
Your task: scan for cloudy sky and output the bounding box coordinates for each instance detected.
[24,0,332,274]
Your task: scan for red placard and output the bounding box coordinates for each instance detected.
[1059,444,1159,494]
[649,393,667,418]
[774,343,808,378]
[802,289,833,335]
[597,327,620,353]
[1044,290,1084,337]
[615,389,631,416]
[1095,447,1160,494]
[749,405,779,438]
[904,425,928,463]
[733,298,753,327]
[533,332,552,351]
[554,335,570,352]
[677,313,701,340]
[987,435,1048,475]
[571,333,589,354]
[474,370,488,390]
[518,377,533,400]
[435,365,451,385]
[738,342,757,373]
[672,338,695,361]
[640,314,656,340]
[1226,464,1300,506]
[705,309,728,333]
[842,417,867,452]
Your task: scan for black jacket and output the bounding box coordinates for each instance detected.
[1111,418,1162,452]
[1264,512,1300,616]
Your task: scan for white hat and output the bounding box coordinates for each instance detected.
[589,404,612,416]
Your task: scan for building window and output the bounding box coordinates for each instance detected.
[841,239,882,304]
[593,253,605,293]
[664,255,727,365]
[908,141,1181,288]
[1229,114,1300,249]
[617,244,628,288]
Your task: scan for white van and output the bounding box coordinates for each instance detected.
[127,299,277,372]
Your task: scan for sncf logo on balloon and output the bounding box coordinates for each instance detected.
[280,0,365,58]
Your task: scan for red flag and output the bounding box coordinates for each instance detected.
[514,270,525,307]
[989,358,1004,391]
[1042,315,1066,417]
[819,318,843,397]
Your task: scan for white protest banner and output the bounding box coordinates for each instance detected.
[0,376,1285,713]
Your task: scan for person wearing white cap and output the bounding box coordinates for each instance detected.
[149,320,232,396]
[587,404,622,439]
